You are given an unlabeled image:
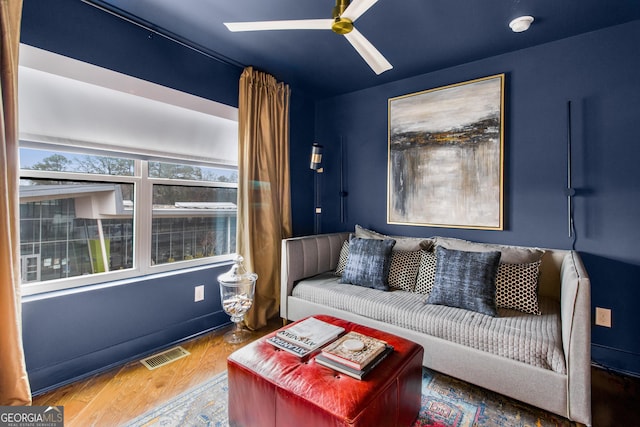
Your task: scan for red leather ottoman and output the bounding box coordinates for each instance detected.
[227,315,424,427]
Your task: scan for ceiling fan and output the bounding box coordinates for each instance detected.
[224,0,392,75]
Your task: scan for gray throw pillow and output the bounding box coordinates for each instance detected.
[340,237,396,291]
[427,246,501,317]
[435,236,543,264]
[355,225,433,251]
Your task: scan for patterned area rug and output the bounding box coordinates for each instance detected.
[125,368,576,426]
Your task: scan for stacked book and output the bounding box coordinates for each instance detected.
[267,317,345,357]
[315,331,393,380]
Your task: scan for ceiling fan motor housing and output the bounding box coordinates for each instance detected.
[332,17,353,34]
[332,0,353,34]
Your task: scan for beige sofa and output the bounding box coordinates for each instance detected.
[280,232,591,426]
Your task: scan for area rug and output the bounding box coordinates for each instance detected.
[125,368,576,426]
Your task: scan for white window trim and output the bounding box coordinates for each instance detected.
[19,158,237,296]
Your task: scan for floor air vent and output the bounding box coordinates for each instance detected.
[140,346,190,370]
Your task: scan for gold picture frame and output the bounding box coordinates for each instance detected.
[387,74,505,230]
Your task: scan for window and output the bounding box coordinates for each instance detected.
[19,178,135,282]
[151,184,237,264]
[19,148,238,294]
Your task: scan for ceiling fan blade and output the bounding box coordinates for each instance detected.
[224,19,332,32]
[341,0,379,22]
[344,28,392,75]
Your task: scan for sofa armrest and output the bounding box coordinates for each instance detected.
[560,251,591,425]
[280,232,350,320]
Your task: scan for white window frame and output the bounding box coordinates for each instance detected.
[19,150,238,296]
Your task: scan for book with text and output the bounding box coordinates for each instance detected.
[266,335,312,357]
[320,331,389,370]
[315,345,393,380]
[276,317,345,351]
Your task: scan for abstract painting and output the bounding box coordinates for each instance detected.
[387,74,504,229]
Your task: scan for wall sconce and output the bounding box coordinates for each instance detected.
[310,142,323,172]
[310,142,323,234]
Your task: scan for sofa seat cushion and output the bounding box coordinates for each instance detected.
[292,272,566,374]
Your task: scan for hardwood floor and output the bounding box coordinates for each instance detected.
[33,318,640,427]
[32,319,282,427]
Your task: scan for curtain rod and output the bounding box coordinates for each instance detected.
[81,0,246,69]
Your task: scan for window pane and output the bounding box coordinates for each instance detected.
[148,161,237,183]
[151,185,237,264]
[19,180,134,283]
[20,147,135,176]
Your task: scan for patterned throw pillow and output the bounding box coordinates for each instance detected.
[340,238,396,291]
[415,250,437,295]
[496,260,542,315]
[334,240,350,276]
[388,250,422,292]
[427,246,501,317]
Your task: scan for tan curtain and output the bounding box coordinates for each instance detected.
[237,67,292,330]
[0,0,31,405]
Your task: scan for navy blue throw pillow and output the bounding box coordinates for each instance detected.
[427,246,501,317]
[340,238,396,291]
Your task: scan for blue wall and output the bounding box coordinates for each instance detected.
[22,265,230,393]
[20,0,316,394]
[313,21,640,376]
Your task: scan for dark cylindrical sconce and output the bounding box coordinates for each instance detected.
[310,142,323,171]
[310,142,323,234]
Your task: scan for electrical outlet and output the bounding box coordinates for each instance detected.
[194,285,204,302]
[595,307,611,328]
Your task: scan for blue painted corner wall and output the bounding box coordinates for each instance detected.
[313,21,640,376]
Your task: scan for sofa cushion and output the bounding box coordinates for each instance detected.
[427,246,501,317]
[496,260,542,315]
[435,236,544,264]
[388,250,422,292]
[415,250,437,295]
[337,239,422,292]
[340,237,396,290]
[355,225,433,252]
[334,239,350,276]
[291,272,567,374]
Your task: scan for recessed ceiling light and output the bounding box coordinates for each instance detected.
[509,16,534,33]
